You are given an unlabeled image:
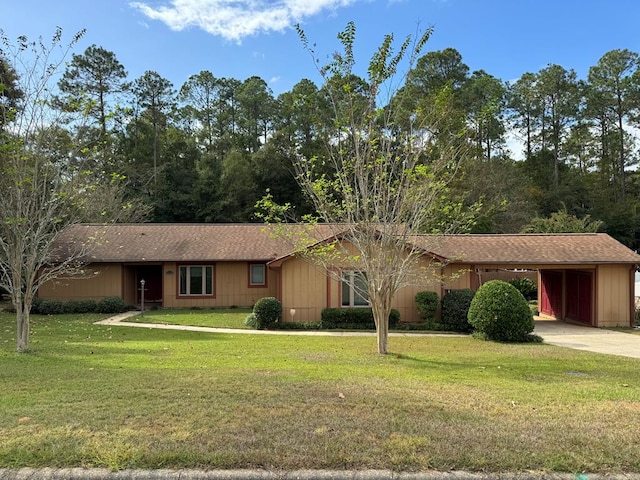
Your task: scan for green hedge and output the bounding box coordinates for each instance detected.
[31,297,126,315]
[468,280,535,342]
[508,277,538,301]
[441,289,475,333]
[415,291,439,320]
[320,308,400,330]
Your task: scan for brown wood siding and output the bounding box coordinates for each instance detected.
[596,264,632,327]
[162,262,277,308]
[280,258,328,322]
[38,264,123,300]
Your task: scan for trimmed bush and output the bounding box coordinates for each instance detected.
[441,289,475,333]
[321,308,400,330]
[415,291,439,321]
[468,280,534,342]
[96,296,126,314]
[275,321,322,330]
[30,297,44,314]
[36,299,66,315]
[253,297,282,329]
[65,299,97,314]
[508,277,538,301]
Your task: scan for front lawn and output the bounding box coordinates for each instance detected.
[127,308,252,329]
[1,312,640,473]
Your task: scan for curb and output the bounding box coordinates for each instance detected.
[2,469,640,480]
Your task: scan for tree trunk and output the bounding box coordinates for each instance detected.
[16,303,30,353]
[371,298,391,355]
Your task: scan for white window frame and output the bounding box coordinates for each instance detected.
[179,265,214,296]
[341,270,369,307]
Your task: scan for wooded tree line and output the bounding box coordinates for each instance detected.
[4,39,640,247]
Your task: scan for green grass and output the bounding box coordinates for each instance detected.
[128,308,252,329]
[2,312,640,473]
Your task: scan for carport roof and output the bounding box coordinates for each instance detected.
[412,233,640,265]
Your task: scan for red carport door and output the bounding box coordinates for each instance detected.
[566,271,592,325]
[540,270,563,318]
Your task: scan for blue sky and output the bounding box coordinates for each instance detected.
[2,0,640,96]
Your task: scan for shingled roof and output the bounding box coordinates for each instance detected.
[411,233,640,265]
[55,224,293,262]
[54,224,640,266]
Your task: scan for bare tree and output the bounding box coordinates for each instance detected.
[0,29,143,353]
[262,23,471,354]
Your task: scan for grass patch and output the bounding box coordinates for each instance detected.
[1,312,640,473]
[128,308,252,329]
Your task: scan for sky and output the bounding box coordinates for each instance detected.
[2,0,640,97]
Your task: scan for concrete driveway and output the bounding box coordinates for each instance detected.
[534,319,640,359]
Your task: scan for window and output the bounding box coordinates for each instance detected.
[341,270,369,307]
[249,264,266,287]
[179,265,213,296]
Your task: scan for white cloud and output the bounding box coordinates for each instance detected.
[130,0,359,42]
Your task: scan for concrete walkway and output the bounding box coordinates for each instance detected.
[98,312,640,358]
[96,312,466,337]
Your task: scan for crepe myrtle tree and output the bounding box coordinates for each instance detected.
[0,29,142,353]
[259,23,471,355]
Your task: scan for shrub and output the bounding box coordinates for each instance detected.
[96,296,126,314]
[468,280,534,342]
[65,299,97,314]
[415,291,439,320]
[30,297,44,314]
[36,299,66,315]
[321,308,400,330]
[244,312,258,328]
[441,289,475,333]
[275,321,322,330]
[508,277,538,301]
[253,297,282,329]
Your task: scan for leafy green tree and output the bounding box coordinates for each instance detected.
[57,44,129,137]
[462,70,507,161]
[0,29,139,353]
[132,70,176,182]
[236,76,277,153]
[521,207,603,233]
[0,52,23,130]
[586,49,640,201]
[508,72,541,160]
[537,64,580,187]
[152,126,200,221]
[266,22,471,355]
[407,47,469,96]
[218,148,258,221]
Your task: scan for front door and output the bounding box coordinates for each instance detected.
[136,265,163,303]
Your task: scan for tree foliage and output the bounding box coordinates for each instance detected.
[0,29,142,353]
[259,22,472,355]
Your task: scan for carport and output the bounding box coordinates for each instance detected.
[425,233,640,328]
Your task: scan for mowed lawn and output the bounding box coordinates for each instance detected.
[127,308,253,329]
[1,312,640,473]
